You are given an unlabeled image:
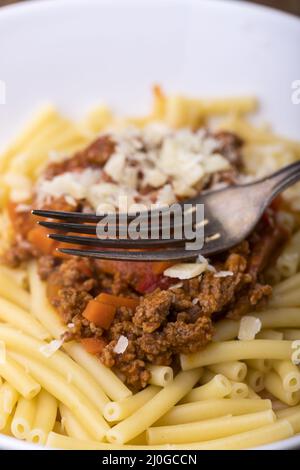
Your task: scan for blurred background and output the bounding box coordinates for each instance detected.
[0,0,299,16]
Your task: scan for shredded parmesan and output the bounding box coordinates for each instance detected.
[205,233,221,243]
[238,316,262,341]
[164,263,208,280]
[168,282,183,290]
[0,341,6,364]
[35,125,236,212]
[39,339,64,358]
[195,219,209,228]
[214,270,234,278]
[15,203,31,213]
[113,335,129,354]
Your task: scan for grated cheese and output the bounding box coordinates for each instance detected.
[164,263,208,280]
[238,316,262,341]
[214,270,234,278]
[205,233,221,243]
[168,282,184,290]
[36,125,236,212]
[39,339,64,358]
[113,335,129,354]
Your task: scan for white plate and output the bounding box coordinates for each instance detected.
[0,0,299,450]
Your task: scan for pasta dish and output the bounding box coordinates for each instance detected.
[0,87,299,449]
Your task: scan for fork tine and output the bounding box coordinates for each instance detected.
[49,233,186,247]
[32,209,102,223]
[32,206,171,223]
[38,221,98,234]
[58,247,198,261]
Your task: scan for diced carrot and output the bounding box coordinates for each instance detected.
[96,293,139,310]
[80,337,107,355]
[27,226,57,255]
[82,300,116,329]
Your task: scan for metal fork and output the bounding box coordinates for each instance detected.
[33,161,300,261]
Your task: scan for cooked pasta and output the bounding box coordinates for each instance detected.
[214,310,300,342]
[0,382,19,414]
[0,354,40,399]
[0,89,299,451]
[11,396,37,440]
[182,374,232,402]
[46,420,294,450]
[264,371,300,406]
[147,365,173,387]
[59,403,91,441]
[0,324,110,412]
[105,369,203,444]
[271,360,300,393]
[155,399,272,426]
[147,410,276,445]
[103,386,159,422]
[0,297,49,341]
[9,352,110,441]
[276,230,300,278]
[28,390,57,445]
[276,405,300,433]
[208,361,247,382]
[282,329,300,340]
[246,369,265,393]
[227,381,249,399]
[256,330,284,341]
[180,340,294,370]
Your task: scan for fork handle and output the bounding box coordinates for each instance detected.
[263,160,300,198]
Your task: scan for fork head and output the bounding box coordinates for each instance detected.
[32,161,300,261]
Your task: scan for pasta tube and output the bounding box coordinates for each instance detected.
[276,405,300,433]
[11,396,37,439]
[106,369,203,444]
[148,365,173,387]
[208,361,247,382]
[181,340,294,370]
[272,360,300,392]
[265,371,300,406]
[0,297,49,341]
[155,398,272,426]
[0,354,40,399]
[59,403,91,441]
[28,390,57,445]
[282,329,300,340]
[104,386,159,422]
[46,420,293,450]
[0,324,109,412]
[256,330,284,340]
[147,410,276,445]
[246,369,265,393]
[245,359,272,373]
[227,381,249,399]
[273,272,300,295]
[213,310,300,342]
[182,374,231,403]
[10,351,110,441]
[0,381,19,413]
[0,270,30,310]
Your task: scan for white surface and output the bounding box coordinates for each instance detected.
[0,0,299,450]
